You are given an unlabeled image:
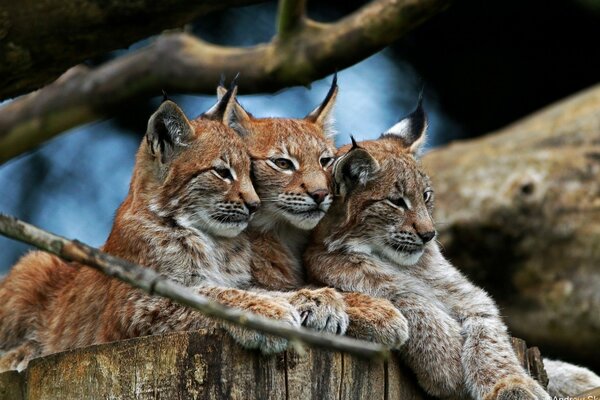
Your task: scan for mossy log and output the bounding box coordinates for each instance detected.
[0,329,430,400]
[422,83,600,368]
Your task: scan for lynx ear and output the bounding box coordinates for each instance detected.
[224,93,252,137]
[381,93,428,154]
[305,73,338,136]
[214,77,252,136]
[203,83,237,122]
[146,100,194,164]
[333,137,379,196]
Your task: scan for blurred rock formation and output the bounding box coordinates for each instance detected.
[423,84,600,368]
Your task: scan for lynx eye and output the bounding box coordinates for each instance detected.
[271,158,295,171]
[387,197,409,209]
[213,166,233,181]
[320,157,334,168]
[424,190,433,203]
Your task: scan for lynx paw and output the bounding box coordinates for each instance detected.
[344,294,409,349]
[486,375,551,400]
[289,288,349,335]
[0,341,40,372]
[224,299,301,354]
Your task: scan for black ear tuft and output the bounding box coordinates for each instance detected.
[146,100,193,164]
[305,73,339,136]
[230,72,240,88]
[350,135,360,150]
[161,89,169,103]
[333,144,379,197]
[380,93,428,154]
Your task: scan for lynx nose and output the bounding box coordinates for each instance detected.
[245,201,260,215]
[418,231,436,243]
[309,189,329,205]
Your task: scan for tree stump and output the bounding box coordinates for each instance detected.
[0,329,430,400]
[422,83,600,368]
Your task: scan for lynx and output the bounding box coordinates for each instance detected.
[304,99,600,399]
[0,88,302,372]
[217,76,409,347]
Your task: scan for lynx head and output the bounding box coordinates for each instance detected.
[137,87,259,238]
[328,97,435,266]
[217,76,338,231]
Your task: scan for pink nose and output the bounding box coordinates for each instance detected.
[309,189,329,205]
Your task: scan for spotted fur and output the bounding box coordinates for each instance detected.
[305,102,552,400]
[0,92,301,372]
[217,78,407,344]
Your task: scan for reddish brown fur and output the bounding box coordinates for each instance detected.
[221,88,410,344]
[305,128,551,399]
[245,118,335,286]
[0,99,303,371]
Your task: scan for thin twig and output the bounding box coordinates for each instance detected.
[0,213,389,359]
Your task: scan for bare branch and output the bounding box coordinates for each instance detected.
[0,0,449,165]
[276,0,307,38]
[0,0,268,100]
[0,213,389,359]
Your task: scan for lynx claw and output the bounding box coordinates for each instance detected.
[224,299,301,354]
[289,288,349,335]
[344,295,409,349]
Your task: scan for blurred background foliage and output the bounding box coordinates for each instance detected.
[1,0,599,272]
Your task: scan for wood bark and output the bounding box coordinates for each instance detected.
[0,330,430,400]
[422,83,600,368]
[0,0,267,99]
[0,0,450,165]
[510,337,548,389]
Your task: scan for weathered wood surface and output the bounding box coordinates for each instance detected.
[510,337,548,389]
[0,329,430,400]
[422,83,600,368]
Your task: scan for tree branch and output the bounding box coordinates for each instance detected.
[0,213,388,359]
[0,0,450,165]
[0,0,268,100]
[276,0,307,39]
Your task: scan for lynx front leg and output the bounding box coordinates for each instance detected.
[394,296,467,399]
[287,287,349,334]
[342,292,409,349]
[204,287,301,354]
[106,286,300,355]
[461,316,550,400]
[252,287,349,335]
[423,249,550,400]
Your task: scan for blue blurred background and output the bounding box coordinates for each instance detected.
[1,0,599,273]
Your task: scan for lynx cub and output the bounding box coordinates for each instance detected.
[0,88,301,372]
[304,100,555,400]
[219,77,409,348]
